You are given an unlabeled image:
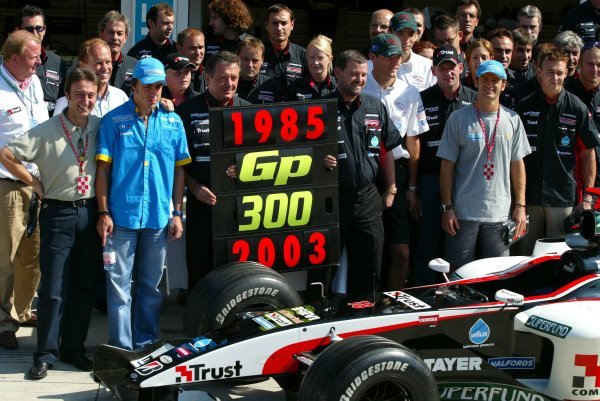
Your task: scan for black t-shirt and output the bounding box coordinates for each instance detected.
[509,63,536,88]
[260,41,307,88]
[284,75,337,101]
[127,35,177,63]
[419,84,478,176]
[204,33,249,64]
[516,88,600,206]
[175,91,251,186]
[323,91,402,193]
[236,74,285,104]
[110,53,138,96]
[559,0,600,43]
[191,67,207,93]
[37,48,66,115]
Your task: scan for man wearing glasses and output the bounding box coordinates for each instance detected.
[433,15,467,79]
[15,5,66,117]
[454,0,481,51]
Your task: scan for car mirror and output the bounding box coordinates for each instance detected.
[429,258,450,282]
[495,289,524,306]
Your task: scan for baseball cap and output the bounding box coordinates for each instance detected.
[132,57,166,85]
[432,45,460,67]
[476,60,507,80]
[370,33,403,57]
[390,12,418,33]
[164,53,196,71]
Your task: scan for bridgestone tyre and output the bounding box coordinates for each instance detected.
[297,335,439,401]
[183,261,303,337]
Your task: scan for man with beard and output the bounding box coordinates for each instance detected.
[98,10,138,96]
[128,2,177,63]
[516,5,543,43]
[177,28,206,93]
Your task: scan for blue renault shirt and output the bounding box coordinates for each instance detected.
[96,98,191,229]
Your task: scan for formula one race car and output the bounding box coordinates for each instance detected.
[94,206,600,401]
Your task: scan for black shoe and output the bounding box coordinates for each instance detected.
[0,330,18,349]
[27,361,51,380]
[60,354,93,372]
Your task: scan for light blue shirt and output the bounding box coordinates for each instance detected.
[96,98,191,229]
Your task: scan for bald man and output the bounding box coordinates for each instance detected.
[369,9,394,41]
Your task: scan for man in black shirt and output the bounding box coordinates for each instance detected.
[260,4,306,88]
[15,5,66,116]
[514,44,600,255]
[236,37,284,104]
[176,52,250,292]
[177,28,206,93]
[559,0,600,43]
[127,2,177,63]
[555,31,584,87]
[205,0,253,63]
[98,10,138,96]
[412,45,477,285]
[323,50,401,299]
[510,30,535,86]
[487,28,519,110]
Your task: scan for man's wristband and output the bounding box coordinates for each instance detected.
[514,203,526,209]
[407,186,417,192]
[172,210,184,217]
[97,210,110,216]
[441,204,454,212]
[386,187,398,195]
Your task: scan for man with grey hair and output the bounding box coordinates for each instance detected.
[554,31,584,85]
[98,10,138,95]
[516,5,543,43]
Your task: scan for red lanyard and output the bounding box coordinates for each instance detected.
[59,115,88,174]
[474,103,501,163]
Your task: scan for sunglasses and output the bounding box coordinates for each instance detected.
[23,25,46,33]
[582,41,600,50]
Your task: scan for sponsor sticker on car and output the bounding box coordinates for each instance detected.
[424,357,482,372]
[464,319,494,349]
[265,312,293,327]
[488,357,535,370]
[572,354,600,397]
[438,382,550,400]
[524,315,572,338]
[383,291,431,310]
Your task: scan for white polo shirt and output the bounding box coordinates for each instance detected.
[54,85,129,117]
[397,51,436,92]
[363,72,429,159]
[0,64,49,179]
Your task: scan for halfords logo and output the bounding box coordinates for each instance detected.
[572,354,600,396]
[175,361,242,383]
[488,357,535,370]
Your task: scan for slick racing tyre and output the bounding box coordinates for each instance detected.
[183,261,303,337]
[298,335,439,401]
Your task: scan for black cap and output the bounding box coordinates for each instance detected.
[370,33,403,57]
[164,53,195,70]
[432,45,460,67]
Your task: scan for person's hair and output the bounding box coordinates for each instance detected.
[209,0,253,33]
[65,67,99,94]
[78,38,110,64]
[554,30,584,51]
[533,41,552,66]
[517,5,542,23]
[146,2,173,28]
[512,29,534,47]
[1,30,41,59]
[205,51,240,75]
[465,38,493,62]
[453,0,482,18]
[177,28,204,45]
[265,3,295,23]
[403,7,424,19]
[487,27,514,43]
[236,36,265,57]
[412,40,437,54]
[335,49,367,70]
[307,35,333,58]
[433,15,460,32]
[537,43,568,68]
[98,10,131,36]
[15,5,45,28]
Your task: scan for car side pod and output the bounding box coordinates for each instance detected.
[495,289,524,309]
[429,258,450,282]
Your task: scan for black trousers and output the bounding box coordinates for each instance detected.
[35,198,101,364]
[185,194,213,292]
[339,184,384,299]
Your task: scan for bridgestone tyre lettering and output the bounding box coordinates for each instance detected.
[183,261,302,337]
[298,335,439,401]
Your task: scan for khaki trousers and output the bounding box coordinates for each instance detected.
[0,179,40,332]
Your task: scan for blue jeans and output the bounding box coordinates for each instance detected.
[106,225,166,350]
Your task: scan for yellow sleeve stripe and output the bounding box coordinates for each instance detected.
[176,157,192,167]
[95,154,113,163]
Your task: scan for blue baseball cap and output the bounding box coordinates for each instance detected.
[132,57,166,85]
[476,60,507,80]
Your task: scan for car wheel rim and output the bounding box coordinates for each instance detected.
[361,380,412,401]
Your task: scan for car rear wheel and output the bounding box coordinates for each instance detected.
[297,335,439,401]
[183,261,303,337]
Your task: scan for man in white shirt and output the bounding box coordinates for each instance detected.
[0,30,49,349]
[363,33,429,289]
[389,12,436,92]
[55,39,128,117]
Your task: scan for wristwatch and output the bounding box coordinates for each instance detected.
[172,210,183,217]
[440,204,454,212]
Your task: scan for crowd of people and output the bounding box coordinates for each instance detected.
[0,0,599,381]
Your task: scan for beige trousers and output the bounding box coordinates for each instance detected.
[0,179,40,332]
